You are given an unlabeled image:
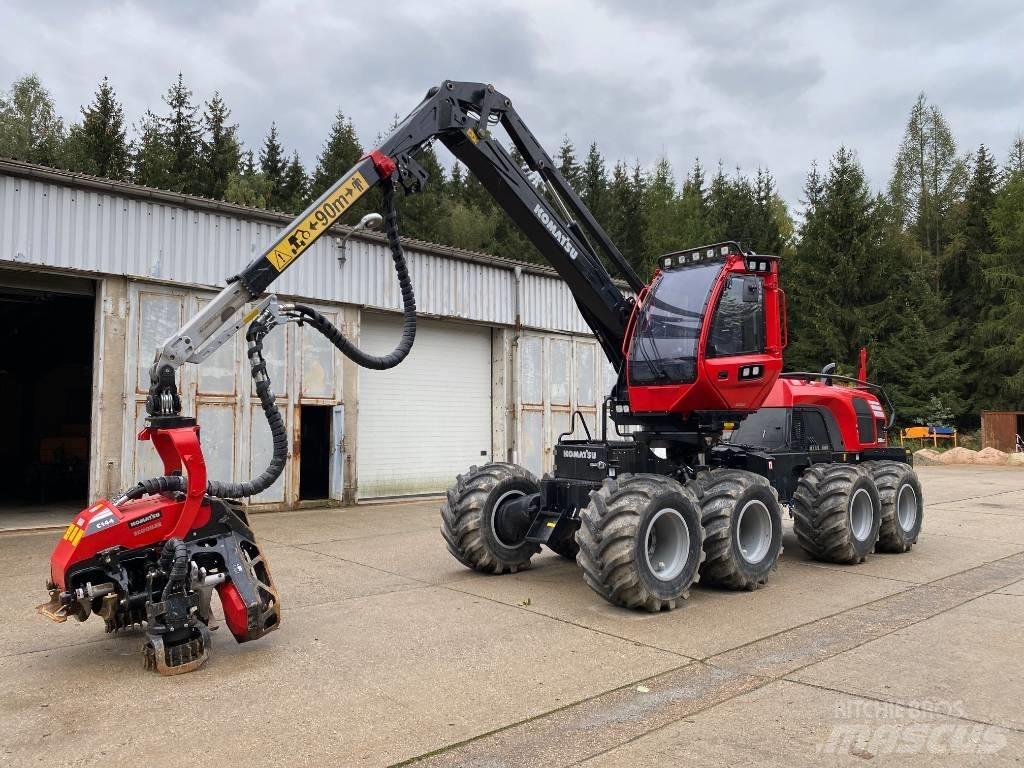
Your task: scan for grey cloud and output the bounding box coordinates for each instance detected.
[2,0,1023,209]
[700,53,825,107]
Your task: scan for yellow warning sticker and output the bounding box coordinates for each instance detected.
[266,170,370,272]
[63,524,84,547]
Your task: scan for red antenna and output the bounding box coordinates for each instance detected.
[857,347,868,382]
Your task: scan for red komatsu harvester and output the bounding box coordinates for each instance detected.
[39,81,922,675]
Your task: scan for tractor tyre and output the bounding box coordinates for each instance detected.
[441,463,541,574]
[793,464,881,564]
[576,474,704,612]
[697,469,783,590]
[863,461,923,553]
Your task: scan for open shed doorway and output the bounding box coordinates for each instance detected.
[0,270,95,526]
[299,405,332,501]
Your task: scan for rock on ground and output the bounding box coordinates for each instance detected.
[1007,452,1024,466]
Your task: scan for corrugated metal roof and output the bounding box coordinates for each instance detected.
[0,158,622,335]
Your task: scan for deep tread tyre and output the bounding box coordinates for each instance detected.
[697,469,783,590]
[576,474,704,612]
[864,461,923,552]
[441,463,541,574]
[793,464,881,563]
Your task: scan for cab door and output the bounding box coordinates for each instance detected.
[701,273,781,411]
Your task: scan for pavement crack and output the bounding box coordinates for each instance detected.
[928,487,1024,507]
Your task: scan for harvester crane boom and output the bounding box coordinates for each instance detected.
[147,81,641,418]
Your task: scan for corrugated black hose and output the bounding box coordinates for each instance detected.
[120,176,415,503]
[158,537,188,601]
[121,314,285,501]
[286,179,417,369]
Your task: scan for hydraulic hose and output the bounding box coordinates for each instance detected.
[120,314,286,502]
[120,175,416,504]
[286,178,416,370]
[204,316,287,498]
[159,537,188,601]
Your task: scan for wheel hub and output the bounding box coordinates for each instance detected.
[491,489,531,547]
[736,499,773,564]
[897,484,918,532]
[849,488,874,542]
[644,508,690,582]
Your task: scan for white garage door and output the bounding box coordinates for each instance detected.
[357,313,492,498]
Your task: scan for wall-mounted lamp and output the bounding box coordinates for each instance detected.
[337,213,384,267]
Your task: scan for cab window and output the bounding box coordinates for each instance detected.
[707,275,765,357]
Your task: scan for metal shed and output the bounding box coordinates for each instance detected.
[0,158,625,515]
[981,411,1024,453]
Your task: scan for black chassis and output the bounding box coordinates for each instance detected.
[525,407,912,550]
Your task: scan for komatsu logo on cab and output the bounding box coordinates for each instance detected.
[561,448,598,460]
[533,203,579,260]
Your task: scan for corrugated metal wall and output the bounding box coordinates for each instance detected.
[0,170,596,336]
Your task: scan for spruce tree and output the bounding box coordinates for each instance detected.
[259,122,286,208]
[311,109,363,200]
[750,168,786,254]
[225,149,272,208]
[707,164,757,246]
[201,92,241,200]
[0,74,65,166]
[393,145,448,243]
[974,165,1024,409]
[785,149,877,371]
[1006,136,1024,175]
[580,142,610,231]
[279,151,309,213]
[446,163,468,205]
[63,76,129,179]
[945,145,998,413]
[557,136,582,190]
[642,156,680,269]
[132,110,172,188]
[606,161,647,273]
[870,209,964,422]
[158,74,204,194]
[677,159,711,247]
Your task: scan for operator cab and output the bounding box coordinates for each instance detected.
[624,242,786,420]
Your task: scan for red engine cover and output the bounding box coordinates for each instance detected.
[50,423,210,590]
[762,377,890,451]
[50,496,212,590]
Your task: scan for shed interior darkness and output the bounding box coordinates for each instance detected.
[0,282,93,508]
[299,405,332,501]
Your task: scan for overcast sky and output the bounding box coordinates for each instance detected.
[3,0,1023,210]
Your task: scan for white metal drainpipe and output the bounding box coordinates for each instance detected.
[511,265,523,465]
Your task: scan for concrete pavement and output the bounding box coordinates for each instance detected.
[2,465,1023,766]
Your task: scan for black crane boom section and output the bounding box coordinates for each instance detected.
[237,81,641,368]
